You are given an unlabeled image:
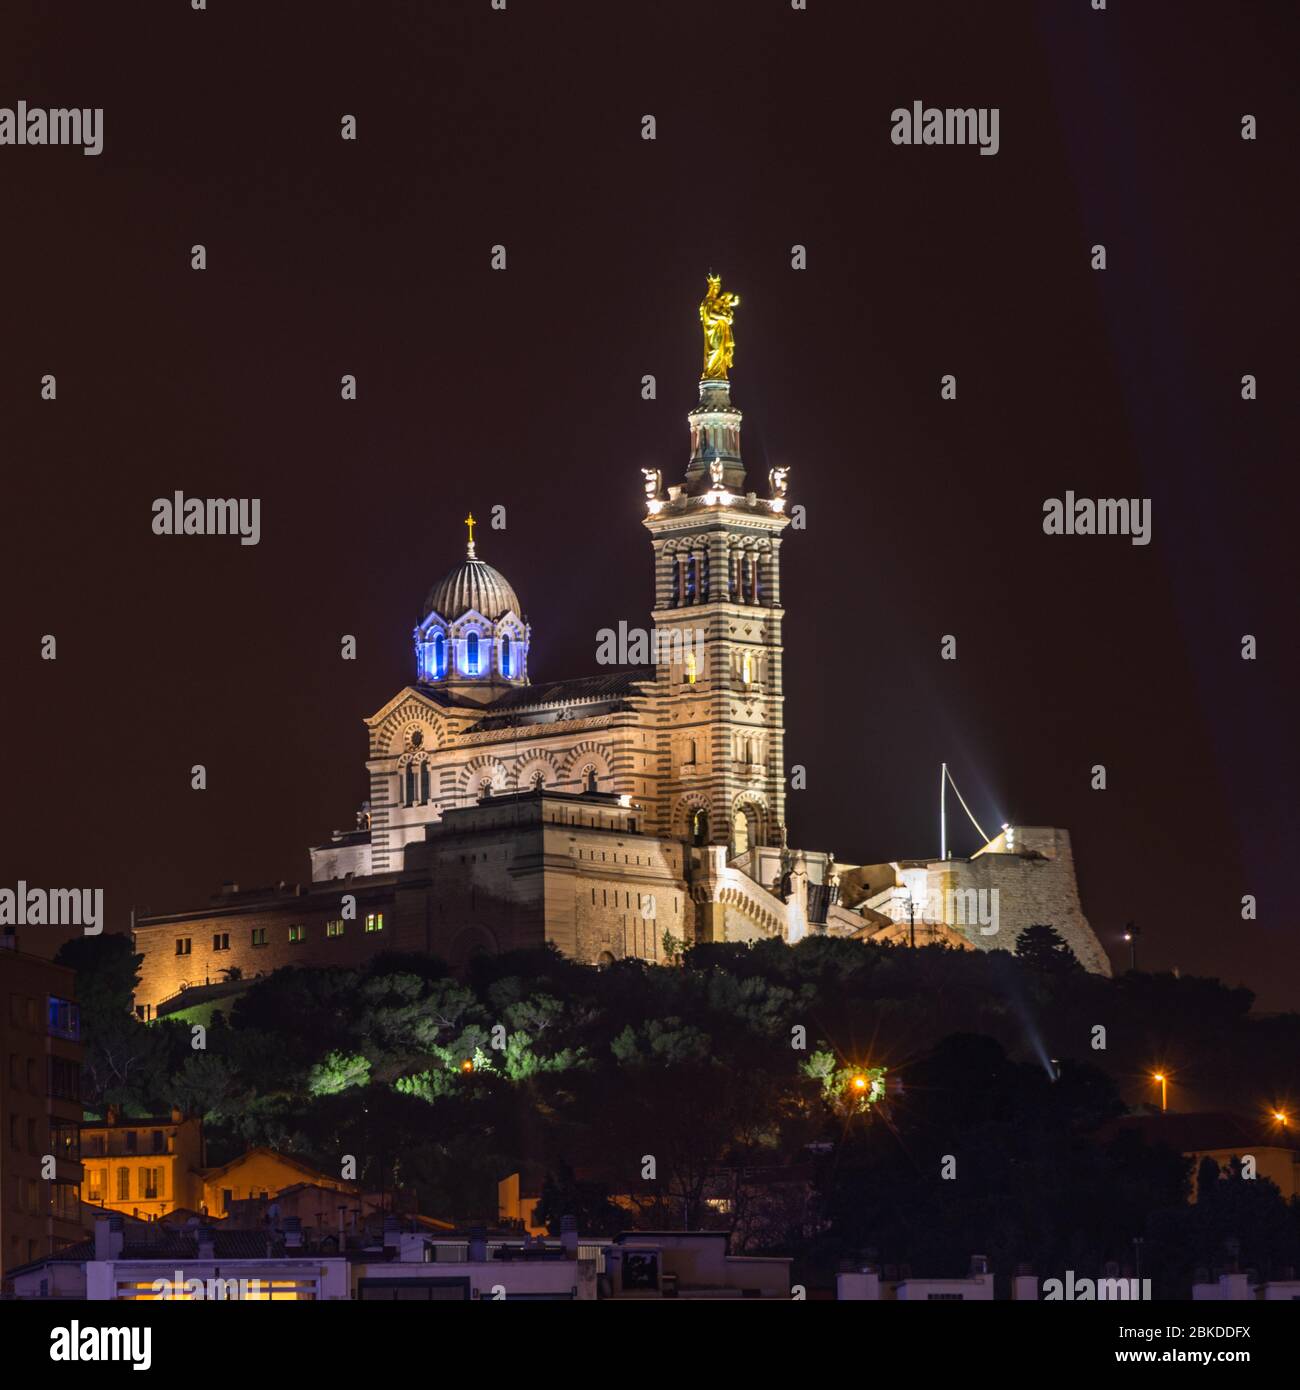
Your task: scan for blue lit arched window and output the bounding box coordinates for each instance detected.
[432,631,446,677]
[685,555,697,602]
[501,634,513,677]
[465,631,480,674]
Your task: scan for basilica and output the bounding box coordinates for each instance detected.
[131,278,1110,1016]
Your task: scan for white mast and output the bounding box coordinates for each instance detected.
[940,762,947,860]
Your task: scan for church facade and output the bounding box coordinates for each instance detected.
[131,280,1110,1015]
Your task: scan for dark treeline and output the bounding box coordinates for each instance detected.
[57,932,1299,1295]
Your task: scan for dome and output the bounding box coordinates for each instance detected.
[423,555,521,622]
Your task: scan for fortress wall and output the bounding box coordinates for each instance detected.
[926,828,1112,975]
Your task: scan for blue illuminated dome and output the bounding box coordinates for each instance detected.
[414,532,529,698]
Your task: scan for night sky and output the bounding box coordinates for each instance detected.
[2,2,1296,1006]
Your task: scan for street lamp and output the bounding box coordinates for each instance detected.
[1122,922,1140,972]
[902,887,916,949]
[1153,1072,1168,1112]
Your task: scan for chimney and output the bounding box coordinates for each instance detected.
[196,1225,216,1261]
[283,1217,303,1250]
[560,1215,578,1258]
[383,1215,401,1253]
[94,1215,125,1262]
[170,1106,184,1125]
[468,1226,488,1262]
[105,1104,120,1126]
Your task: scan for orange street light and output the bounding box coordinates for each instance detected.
[1273,1110,1289,1127]
[1152,1072,1168,1112]
[850,1074,869,1094]
[460,1059,474,1074]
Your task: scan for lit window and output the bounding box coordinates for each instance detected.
[500,635,512,677]
[251,928,267,947]
[741,651,753,684]
[465,631,481,674]
[432,631,446,678]
[288,925,305,944]
[685,650,697,685]
[326,920,344,938]
[365,913,384,933]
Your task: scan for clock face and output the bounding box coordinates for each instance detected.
[410,729,424,749]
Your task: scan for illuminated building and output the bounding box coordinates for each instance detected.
[127,279,1109,1015]
[79,1108,204,1220]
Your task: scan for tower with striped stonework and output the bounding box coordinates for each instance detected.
[642,280,792,861]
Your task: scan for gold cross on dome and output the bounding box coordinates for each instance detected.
[465,511,477,555]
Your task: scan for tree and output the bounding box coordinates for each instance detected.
[533,1162,627,1236]
[1015,924,1081,973]
[54,932,169,1111]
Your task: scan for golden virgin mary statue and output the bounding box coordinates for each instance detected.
[699,273,740,380]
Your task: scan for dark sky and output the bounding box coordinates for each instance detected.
[2,1,1296,1006]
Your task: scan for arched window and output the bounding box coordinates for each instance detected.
[584,767,598,793]
[691,807,709,847]
[728,551,738,600]
[685,649,697,685]
[500,634,512,677]
[670,557,681,606]
[754,555,762,604]
[531,771,545,791]
[404,764,416,807]
[465,631,480,674]
[685,555,697,602]
[686,738,696,765]
[741,651,753,684]
[432,631,446,678]
[419,761,430,803]
[700,549,710,601]
[733,809,751,857]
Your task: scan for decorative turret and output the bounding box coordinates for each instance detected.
[413,514,530,704]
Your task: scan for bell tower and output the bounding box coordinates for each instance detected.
[642,275,792,858]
